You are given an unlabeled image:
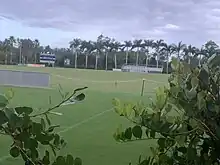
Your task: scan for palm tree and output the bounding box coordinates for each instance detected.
[33,39,40,63]
[172,41,186,60]
[8,36,16,64]
[152,39,165,68]
[94,34,105,69]
[112,41,121,69]
[3,39,10,64]
[183,45,196,64]
[160,43,175,73]
[103,37,111,70]
[69,38,81,68]
[143,39,154,67]
[80,40,95,68]
[132,39,143,65]
[122,41,132,65]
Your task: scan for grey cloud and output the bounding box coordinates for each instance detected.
[1,0,220,46]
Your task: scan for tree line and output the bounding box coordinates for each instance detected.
[0,35,220,72]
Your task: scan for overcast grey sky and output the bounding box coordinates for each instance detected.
[1,0,220,47]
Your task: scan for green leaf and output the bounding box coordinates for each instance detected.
[197,91,206,110]
[15,106,33,115]
[132,125,142,139]
[150,130,155,138]
[53,134,60,146]
[45,114,51,125]
[0,94,8,108]
[74,87,88,92]
[187,147,197,160]
[56,156,66,165]
[198,68,209,89]
[42,150,50,165]
[191,77,199,88]
[207,54,220,68]
[47,125,60,133]
[66,154,74,165]
[124,127,132,140]
[157,138,166,149]
[177,147,187,154]
[41,118,46,131]
[32,122,43,135]
[4,108,23,128]
[112,98,120,106]
[171,57,178,70]
[74,93,85,101]
[155,87,167,109]
[74,157,82,165]
[185,88,197,100]
[10,146,20,158]
[24,138,38,149]
[0,110,8,125]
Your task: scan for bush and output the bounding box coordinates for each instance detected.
[0,86,87,165]
[112,55,220,165]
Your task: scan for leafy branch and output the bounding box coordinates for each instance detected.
[0,86,87,165]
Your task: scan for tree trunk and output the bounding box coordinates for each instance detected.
[166,54,169,74]
[114,53,117,69]
[105,52,108,70]
[156,53,159,68]
[125,48,128,65]
[85,54,88,68]
[188,53,191,64]
[136,49,139,66]
[95,54,98,70]
[74,52,77,68]
[145,53,148,67]
[10,52,13,64]
[5,53,7,65]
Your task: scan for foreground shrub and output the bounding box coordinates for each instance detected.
[0,86,87,165]
[113,55,220,165]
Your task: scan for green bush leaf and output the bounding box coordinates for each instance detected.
[10,146,20,158]
[53,134,60,146]
[124,127,132,140]
[74,93,85,101]
[47,125,60,133]
[132,125,142,139]
[32,122,43,135]
[45,114,51,125]
[177,147,187,154]
[56,156,66,165]
[66,154,74,165]
[157,138,166,149]
[0,110,8,125]
[74,157,82,165]
[42,150,50,165]
[0,94,8,108]
[15,106,33,115]
[24,138,38,149]
[41,118,46,131]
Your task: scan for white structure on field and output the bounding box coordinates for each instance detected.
[121,64,163,73]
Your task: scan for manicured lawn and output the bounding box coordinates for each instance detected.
[0,65,168,165]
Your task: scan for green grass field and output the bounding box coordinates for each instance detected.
[0,65,168,165]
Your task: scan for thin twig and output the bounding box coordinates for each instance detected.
[30,87,87,117]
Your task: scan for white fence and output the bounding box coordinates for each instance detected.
[121,65,163,73]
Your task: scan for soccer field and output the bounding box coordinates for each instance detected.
[0,66,168,165]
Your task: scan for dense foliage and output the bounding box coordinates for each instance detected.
[0,86,87,165]
[1,35,220,71]
[113,54,220,164]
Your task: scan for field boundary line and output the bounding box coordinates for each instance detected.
[0,107,114,163]
[58,107,113,134]
[53,74,165,84]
